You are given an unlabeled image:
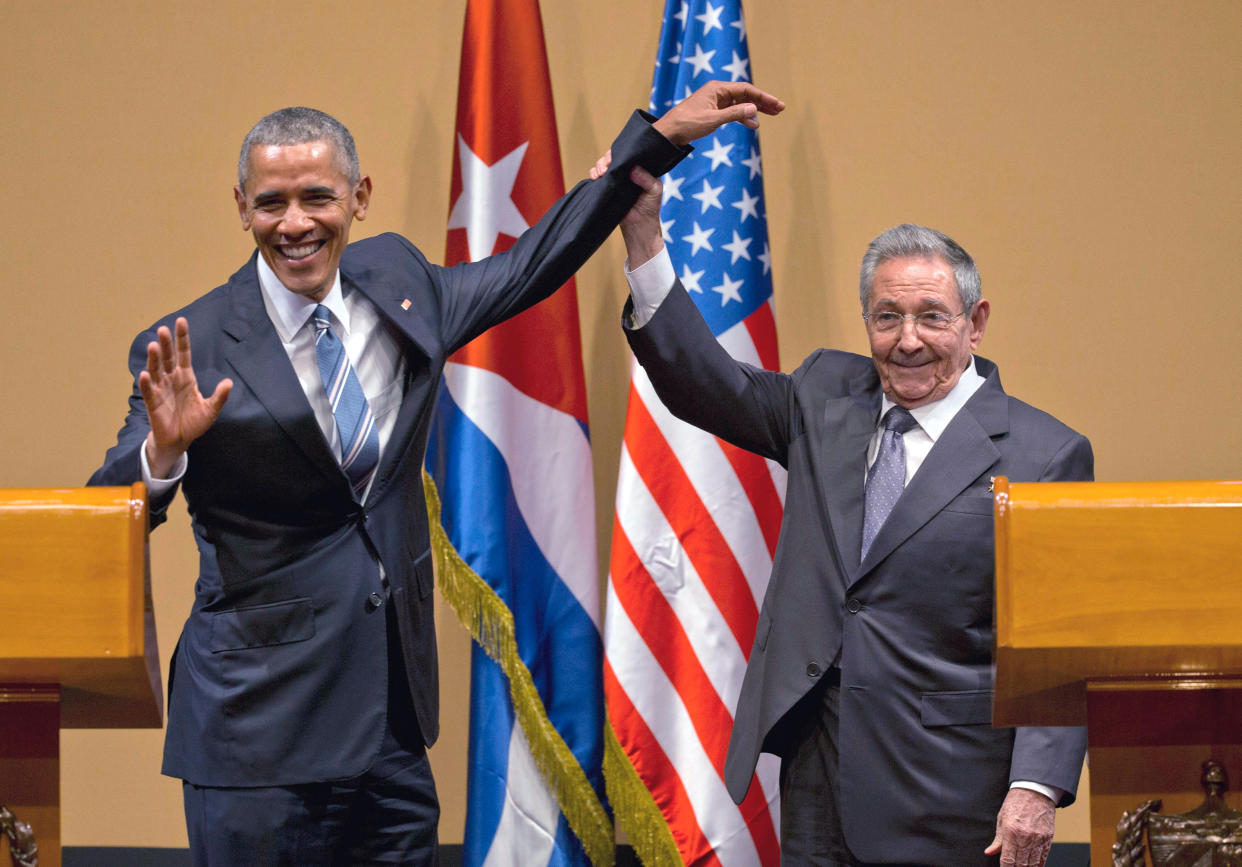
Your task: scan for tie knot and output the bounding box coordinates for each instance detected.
[883,406,918,434]
[312,304,332,335]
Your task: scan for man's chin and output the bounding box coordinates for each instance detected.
[272,264,330,299]
[885,379,936,408]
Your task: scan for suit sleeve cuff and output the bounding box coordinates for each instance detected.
[624,248,676,329]
[1010,780,1063,805]
[140,443,187,498]
[611,110,693,179]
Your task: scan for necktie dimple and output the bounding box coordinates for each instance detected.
[861,406,918,559]
[312,304,379,500]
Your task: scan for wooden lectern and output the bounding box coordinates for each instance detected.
[993,479,1242,866]
[0,485,162,867]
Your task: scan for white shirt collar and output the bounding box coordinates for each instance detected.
[880,355,986,441]
[255,254,350,341]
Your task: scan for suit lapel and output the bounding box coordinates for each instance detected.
[342,259,438,492]
[819,370,882,577]
[219,257,345,489]
[342,256,438,361]
[853,360,1009,581]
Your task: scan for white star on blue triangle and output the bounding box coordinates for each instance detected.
[651,0,774,337]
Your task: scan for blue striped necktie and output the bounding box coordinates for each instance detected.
[311,304,379,500]
[861,406,918,559]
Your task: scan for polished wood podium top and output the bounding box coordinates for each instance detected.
[0,484,161,728]
[993,478,1242,726]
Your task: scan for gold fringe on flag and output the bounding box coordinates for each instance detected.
[603,720,682,867]
[422,469,614,867]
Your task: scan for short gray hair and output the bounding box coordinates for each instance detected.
[237,107,360,191]
[858,223,981,313]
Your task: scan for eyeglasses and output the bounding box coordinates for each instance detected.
[862,310,966,333]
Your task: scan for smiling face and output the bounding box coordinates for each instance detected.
[234,140,371,301]
[866,255,990,408]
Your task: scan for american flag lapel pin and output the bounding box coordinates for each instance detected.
[401,299,412,311]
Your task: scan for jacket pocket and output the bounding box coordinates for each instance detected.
[920,689,993,726]
[210,598,315,652]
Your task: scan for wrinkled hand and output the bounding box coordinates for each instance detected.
[654,80,784,146]
[618,166,665,268]
[984,788,1056,867]
[587,154,665,267]
[138,316,232,477]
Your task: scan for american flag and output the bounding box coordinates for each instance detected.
[426,0,610,863]
[603,0,785,863]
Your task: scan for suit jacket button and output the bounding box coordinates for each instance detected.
[846,598,862,614]
[366,592,384,611]
[806,662,821,678]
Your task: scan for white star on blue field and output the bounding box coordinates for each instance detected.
[651,0,774,337]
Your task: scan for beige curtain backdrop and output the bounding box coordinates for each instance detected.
[3,0,1239,849]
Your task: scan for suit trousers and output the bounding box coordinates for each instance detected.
[776,671,1002,867]
[183,601,439,866]
[775,672,919,867]
[777,670,855,866]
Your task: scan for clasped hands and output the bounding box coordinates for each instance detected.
[593,80,784,269]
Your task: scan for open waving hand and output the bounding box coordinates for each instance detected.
[138,317,232,477]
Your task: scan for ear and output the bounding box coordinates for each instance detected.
[234,185,252,231]
[968,298,990,350]
[352,176,372,221]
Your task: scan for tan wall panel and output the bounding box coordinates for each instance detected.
[3,0,1239,850]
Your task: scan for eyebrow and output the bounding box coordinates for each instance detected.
[872,296,954,309]
[251,185,340,207]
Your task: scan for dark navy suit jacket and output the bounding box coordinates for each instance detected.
[89,112,686,788]
[626,283,1092,865]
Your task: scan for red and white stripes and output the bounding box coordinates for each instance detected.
[606,307,784,865]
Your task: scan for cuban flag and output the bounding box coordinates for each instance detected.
[603,0,786,864]
[425,0,610,863]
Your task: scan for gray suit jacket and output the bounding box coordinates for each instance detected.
[626,282,1091,865]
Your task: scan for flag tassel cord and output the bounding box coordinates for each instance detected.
[603,721,683,867]
[423,469,615,867]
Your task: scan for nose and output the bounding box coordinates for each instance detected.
[896,317,925,352]
[279,203,313,236]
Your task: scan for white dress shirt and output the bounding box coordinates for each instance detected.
[623,247,1062,805]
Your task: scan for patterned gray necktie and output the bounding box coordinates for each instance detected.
[861,406,918,559]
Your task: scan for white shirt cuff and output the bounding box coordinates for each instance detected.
[624,247,676,328]
[140,441,187,498]
[1010,780,1063,804]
